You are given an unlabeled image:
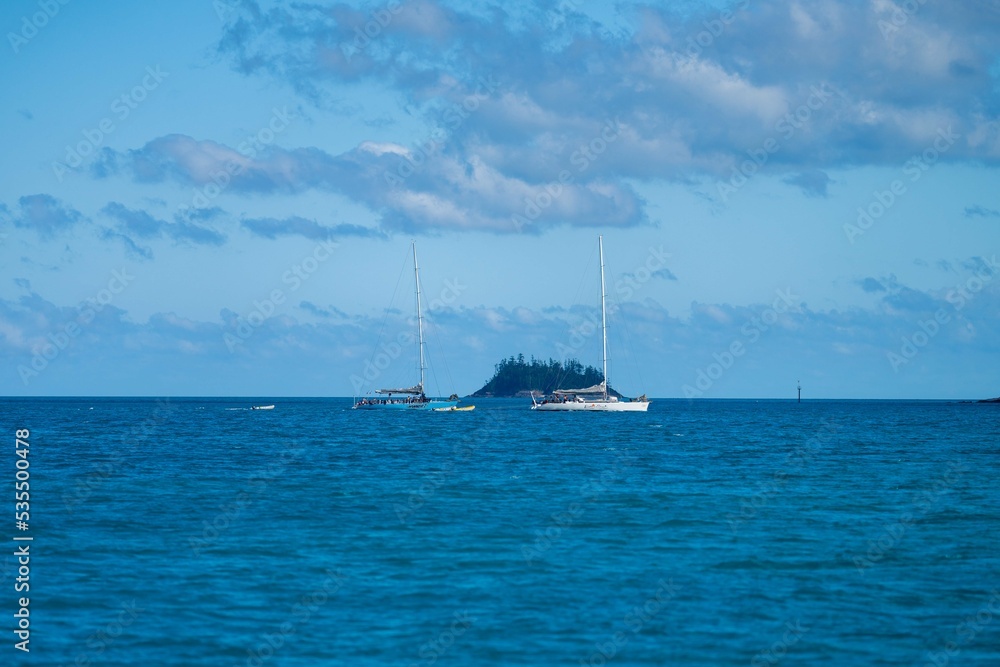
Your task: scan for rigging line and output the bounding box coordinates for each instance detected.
[613,283,646,394]
[568,240,599,321]
[553,241,600,390]
[606,261,647,395]
[425,333,453,398]
[603,270,614,390]
[416,269,457,397]
[427,320,456,397]
[362,247,410,394]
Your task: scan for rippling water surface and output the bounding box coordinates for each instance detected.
[4,397,999,665]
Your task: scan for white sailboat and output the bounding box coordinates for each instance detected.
[353,242,459,411]
[532,236,650,412]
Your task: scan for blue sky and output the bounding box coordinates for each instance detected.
[1,0,998,398]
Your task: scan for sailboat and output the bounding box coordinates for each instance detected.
[353,242,459,411]
[531,236,650,412]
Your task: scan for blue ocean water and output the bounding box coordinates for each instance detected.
[2,397,999,666]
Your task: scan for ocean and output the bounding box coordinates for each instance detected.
[3,397,999,666]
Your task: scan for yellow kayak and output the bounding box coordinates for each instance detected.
[433,405,475,412]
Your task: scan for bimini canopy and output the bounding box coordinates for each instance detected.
[377,384,424,395]
[553,382,606,395]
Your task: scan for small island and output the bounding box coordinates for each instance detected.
[471,354,622,398]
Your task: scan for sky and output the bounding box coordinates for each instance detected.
[1,0,998,399]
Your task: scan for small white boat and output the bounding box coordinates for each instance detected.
[251,404,275,410]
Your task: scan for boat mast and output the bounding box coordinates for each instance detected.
[599,235,608,400]
[413,241,426,393]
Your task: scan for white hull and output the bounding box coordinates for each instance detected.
[532,400,649,412]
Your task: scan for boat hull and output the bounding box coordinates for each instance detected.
[354,399,458,410]
[532,400,649,412]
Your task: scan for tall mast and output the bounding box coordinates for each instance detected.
[413,241,426,392]
[599,235,608,400]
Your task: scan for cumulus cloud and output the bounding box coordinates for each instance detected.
[92,134,647,233]
[299,300,349,319]
[784,169,833,198]
[100,202,226,256]
[216,0,1000,173]
[7,194,85,239]
[965,205,1000,218]
[99,230,154,261]
[182,0,1000,229]
[859,277,887,293]
[241,216,385,241]
[47,1,1000,238]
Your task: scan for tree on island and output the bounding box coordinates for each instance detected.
[471,354,622,398]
